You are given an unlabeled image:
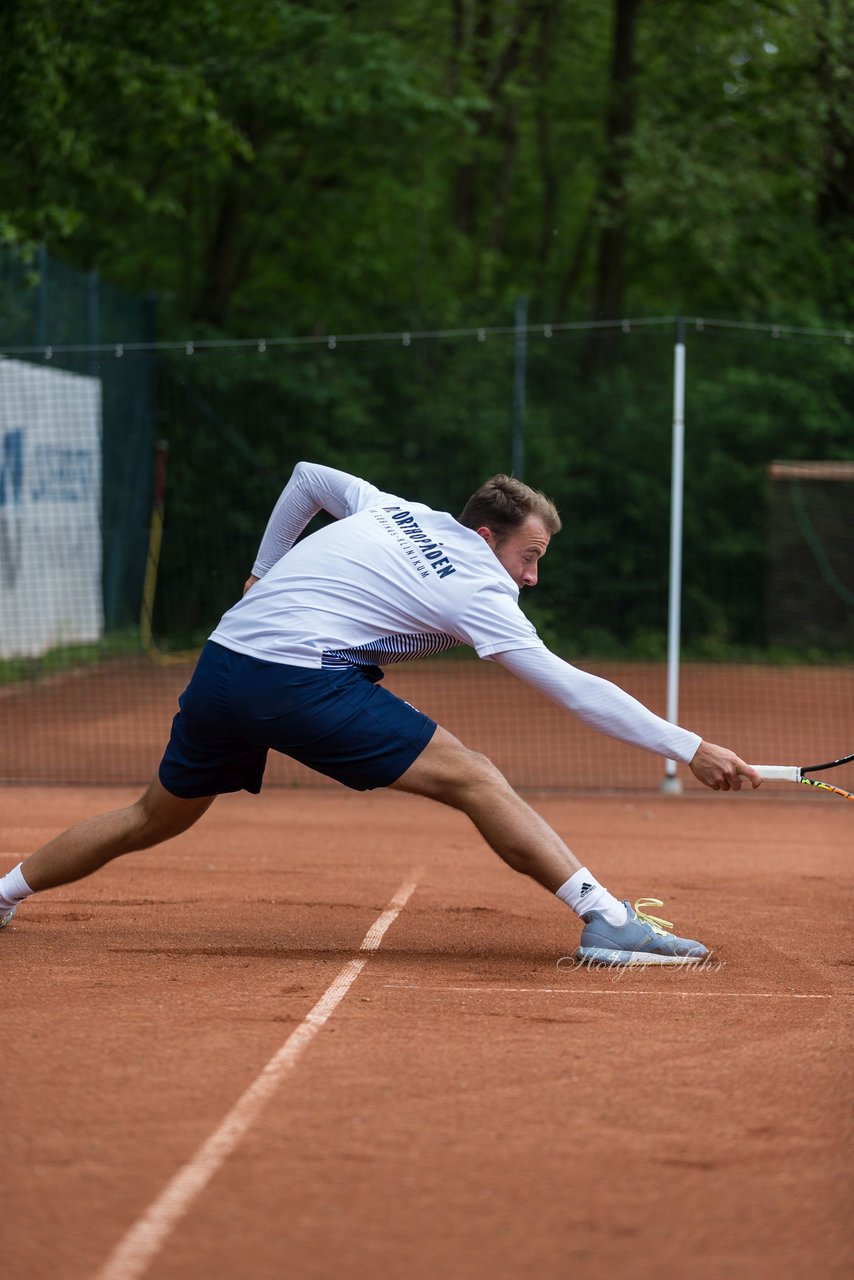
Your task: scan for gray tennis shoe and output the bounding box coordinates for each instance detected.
[575,898,708,966]
[0,906,16,930]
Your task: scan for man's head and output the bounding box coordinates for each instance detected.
[459,475,561,588]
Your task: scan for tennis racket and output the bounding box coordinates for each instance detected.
[752,753,854,800]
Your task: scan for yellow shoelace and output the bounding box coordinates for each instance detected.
[633,898,674,937]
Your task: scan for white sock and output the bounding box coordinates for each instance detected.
[0,863,35,912]
[556,868,627,926]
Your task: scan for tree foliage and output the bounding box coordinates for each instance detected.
[1,1,851,656]
[2,0,851,331]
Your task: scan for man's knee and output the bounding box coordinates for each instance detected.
[392,728,508,805]
[132,777,214,846]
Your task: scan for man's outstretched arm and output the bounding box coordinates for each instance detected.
[493,645,760,791]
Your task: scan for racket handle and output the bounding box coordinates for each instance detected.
[752,765,802,782]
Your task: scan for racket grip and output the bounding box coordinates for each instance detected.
[752,766,801,782]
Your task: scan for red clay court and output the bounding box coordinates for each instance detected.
[2,658,852,1278]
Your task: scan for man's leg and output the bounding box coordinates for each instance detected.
[390,725,581,892]
[4,776,215,897]
[391,726,709,962]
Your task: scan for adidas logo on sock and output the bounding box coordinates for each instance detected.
[579,882,595,898]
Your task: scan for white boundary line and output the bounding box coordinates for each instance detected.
[385,984,838,1000]
[95,876,420,1280]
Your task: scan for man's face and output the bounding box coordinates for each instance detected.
[477,514,551,589]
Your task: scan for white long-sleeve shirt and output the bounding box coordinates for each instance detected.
[210,462,701,764]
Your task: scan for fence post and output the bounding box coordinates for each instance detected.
[35,245,47,347]
[86,268,100,377]
[512,296,527,479]
[663,316,686,794]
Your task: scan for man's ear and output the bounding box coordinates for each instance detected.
[475,525,495,545]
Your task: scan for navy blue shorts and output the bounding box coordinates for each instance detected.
[159,641,437,798]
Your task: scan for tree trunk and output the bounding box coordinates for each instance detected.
[451,0,494,235]
[815,0,854,310]
[554,201,596,317]
[193,178,247,328]
[487,105,520,259]
[446,0,466,95]
[533,0,560,291]
[451,0,548,242]
[585,0,643,370]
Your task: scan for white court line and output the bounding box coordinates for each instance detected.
[385,984,838,1000]
[95,876,420,1280]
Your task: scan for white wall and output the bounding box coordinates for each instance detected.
[0,358,103,659]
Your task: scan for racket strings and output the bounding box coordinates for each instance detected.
[800,777,854,801]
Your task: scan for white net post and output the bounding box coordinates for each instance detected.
[662,317,686,794]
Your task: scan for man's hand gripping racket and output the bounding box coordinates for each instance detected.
[690,742,762,791]
[749,753,854,801]
[690,744,853,799]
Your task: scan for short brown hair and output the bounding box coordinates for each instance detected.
[458,474,561,541]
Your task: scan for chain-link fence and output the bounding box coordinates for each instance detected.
[1,251,852,787]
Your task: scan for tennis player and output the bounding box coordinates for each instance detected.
[0,462,760,964]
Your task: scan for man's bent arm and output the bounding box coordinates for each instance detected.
[251,462,373,578]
